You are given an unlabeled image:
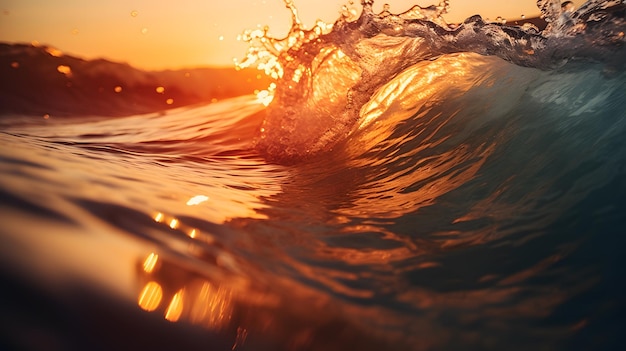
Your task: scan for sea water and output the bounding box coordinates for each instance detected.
[1,1,626,350]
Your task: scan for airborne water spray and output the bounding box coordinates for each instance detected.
[237,0,625,163]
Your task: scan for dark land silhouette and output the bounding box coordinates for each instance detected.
[0,42,272,117]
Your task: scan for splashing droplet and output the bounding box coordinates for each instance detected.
[56,65,72,77]
[45,47,63,57]
[169,218,178,229]
[186,195,209,206]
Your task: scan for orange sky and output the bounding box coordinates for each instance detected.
[0,0,584,70]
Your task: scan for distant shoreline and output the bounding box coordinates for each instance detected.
[0,42,271,117]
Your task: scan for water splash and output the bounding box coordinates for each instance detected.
[238,0,626,163]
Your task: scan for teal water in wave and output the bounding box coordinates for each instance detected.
[1,1,626,350]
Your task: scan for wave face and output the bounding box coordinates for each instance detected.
[1,1,626,351]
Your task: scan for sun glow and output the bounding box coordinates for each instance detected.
[137,253,242,332]
[0,1,585,69]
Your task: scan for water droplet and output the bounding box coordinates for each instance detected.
[114,86,123,93]
[137,282,162,312]
[155,86,165,93]
[45,47,63,57]
[218,35,224,41]
[166,98,174,105]
[186,195,209,205]
[169,218,178,229]
[56,65,72,76]
[130,10,138,17]
[141,27,148,35]
[10,61,19,68]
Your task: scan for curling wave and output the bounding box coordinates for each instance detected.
[238,0,626,163]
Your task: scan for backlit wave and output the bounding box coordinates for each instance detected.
[238,0,625,163]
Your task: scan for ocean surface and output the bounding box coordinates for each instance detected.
[1,1,626,350]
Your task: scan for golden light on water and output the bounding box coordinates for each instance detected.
[137,253,238,332]
[56,65,72,77]
[138,281,163,312]
[143,252,159,273]
[155,86,165,94]
[188,281,233,329]
[152,211,207,240]
[186,195,209,206]
[165,289,185,322]
[1,1,587,69]
[169,218,179,229]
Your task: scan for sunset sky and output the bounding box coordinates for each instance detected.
[0,0,584,70]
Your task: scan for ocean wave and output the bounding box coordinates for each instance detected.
[237,0,626,163]
[2,1,626,350]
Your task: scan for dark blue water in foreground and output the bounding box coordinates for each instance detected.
[1,1,626,350]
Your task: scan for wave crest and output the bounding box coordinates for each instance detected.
[239,0,626,163]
